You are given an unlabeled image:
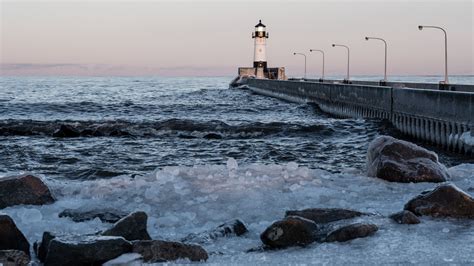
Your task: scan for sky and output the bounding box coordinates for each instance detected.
[0,0,473,77]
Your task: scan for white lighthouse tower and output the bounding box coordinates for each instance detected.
[233,20,285,82]
[252,20,268,73]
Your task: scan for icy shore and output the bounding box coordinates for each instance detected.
[2,160,474,264]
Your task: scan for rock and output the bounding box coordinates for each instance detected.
[285,208,364,224]
[0,174,55,208]
[260,216,319,248]
[389,210,420,224]
[34,231,56,262]
[0,250,30,266]
[52,124,80,137]
[325,223,378,242]
[203,133,223,139]
[404,184,474,218]
[132,240,208,262]
[367,136,449,183]
[102,211,151,241]
[182,219,248,244]
[44,235,132,266]
[109,130,131,137]
[59,208,128,223]
[0,214,30,257]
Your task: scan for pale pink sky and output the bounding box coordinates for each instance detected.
[1,0,473,76]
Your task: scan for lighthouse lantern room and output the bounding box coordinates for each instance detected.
[252,20,268,69]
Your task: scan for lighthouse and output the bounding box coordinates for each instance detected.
[233,20,286,83]
[252,20,268,70]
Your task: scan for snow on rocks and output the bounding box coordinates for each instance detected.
[285,208,366,224]
[0,174,55,209]
[0,250,30,266]
[404,184,474,219]
[367,136,449,183]
[389,210,420,224]
[101,211,151,241]
[0,214,30,259]
[59,208,127,223]
[103,253,143,266]
[132,240,209,263]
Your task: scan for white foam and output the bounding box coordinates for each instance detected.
[2,162,474,264]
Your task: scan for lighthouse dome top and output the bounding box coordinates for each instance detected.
[255,20,266,28]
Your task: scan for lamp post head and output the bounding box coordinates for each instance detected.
[418,25,423,30]
[365,37,369,41]
[309,49,313,52]
[293,52,296,55]
[332,44,335,47]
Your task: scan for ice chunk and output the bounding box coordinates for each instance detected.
[226,157,238,172]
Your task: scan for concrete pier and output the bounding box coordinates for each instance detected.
[240,78,473,155]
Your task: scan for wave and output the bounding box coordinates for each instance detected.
[0,119,333,139]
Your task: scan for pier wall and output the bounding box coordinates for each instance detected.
[245,78,473,155]
[304,79,474,93]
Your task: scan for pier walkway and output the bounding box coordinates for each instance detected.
[239,78,473,155]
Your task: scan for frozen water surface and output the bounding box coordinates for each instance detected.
[2,161,474,264]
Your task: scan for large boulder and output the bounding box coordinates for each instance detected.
[389,210,420,224]
[325,223,378,242]
[43,235,132,266]
[34,231,56,262]
[0,250,30,266]
[59,208,128,223]
[132,240,208,263]
[404,184,474,218]
[182,219,248,244]
[367,136,449,183]
[285,208,365,224]
[101,211,151,241]
[0,174,55,208]
[260,216,319,249]
[0,214,30,257]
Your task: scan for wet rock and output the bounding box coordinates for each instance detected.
[102,211,151,241]
[325,223,378,242]
[59,208,128,223]
[260,216,319,248]
[182,219,247,244]
[0,174,55,208]
[203,133,223,139]
[0,214,30,257]
[132,240,208,262]
[52,124,80,137]
[109,130,131,137]
[367,136,449,183]
[34,231,56,262]
[285,208,365,224]
[389,210,420,224]
[404,184,474,218]
[44,235,132,266]
[0,250,30,266]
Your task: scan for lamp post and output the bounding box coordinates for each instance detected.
[418,25,449,84]
[365,37,388,83]
[309,49,325,81]
[332,44,350,82]
[293,52,307,79]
